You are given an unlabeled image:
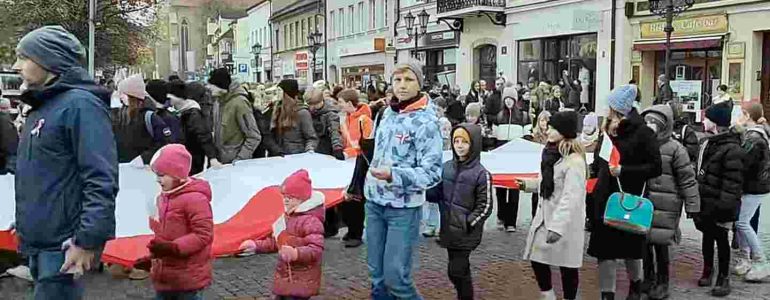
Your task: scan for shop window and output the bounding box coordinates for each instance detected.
[729,62,743,95]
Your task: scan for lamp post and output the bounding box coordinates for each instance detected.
[251,42,262,83]
[308,30,324,81]
[649,0,695,103]
[405,9,429,60]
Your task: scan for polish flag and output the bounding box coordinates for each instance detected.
[598,134,621,167]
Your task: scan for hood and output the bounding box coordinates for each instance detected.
[176,99,201,113]
[349,103,372,120]
[310,99,339,116]
[220,81,249,105]
[709,128,742,146]
[291,191,326,221]
[163,177,213,201]
[641,104,674,141]
[451,123,483,167]
[21,67,111,109]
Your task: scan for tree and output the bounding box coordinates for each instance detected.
[0,0,158,68]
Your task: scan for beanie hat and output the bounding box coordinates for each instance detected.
[705,102,733,127]
[583,112,598,131]
[608,85,637,116]
[146,79,168,105]
[167,79,187,99]
[643,111,667,133]
[465,102,482,118]
[453,127,471,143]
[117,74,147,100]
[502,86,518,101]
[150,144,192,179]
[549,111,579,139]
[278,79,300,99]
[208,68,232,90]
[743,102,764,122]
[16,26,86,75]
[0,98,10,111]
[281,169,312,201]
[392,60,425,88]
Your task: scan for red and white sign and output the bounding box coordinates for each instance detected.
[295,52,308,70]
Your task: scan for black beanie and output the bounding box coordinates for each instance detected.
[278,79,300,99]
[146,79,168,104]
[705,101,732,127]
[167,79,186,99]
[208,68,232,90]
[549,111,579,139]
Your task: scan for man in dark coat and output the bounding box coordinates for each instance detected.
[12,26,118,299]
[0,97,18,174]
[484,78,504,128]
[167,79,221,174]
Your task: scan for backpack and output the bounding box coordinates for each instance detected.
[747,127,770,182]
[144,110,183,143]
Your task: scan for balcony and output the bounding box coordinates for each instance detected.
[436,0,506,27]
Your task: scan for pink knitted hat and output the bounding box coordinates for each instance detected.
[281,169,312,201]
[150,144,192,179]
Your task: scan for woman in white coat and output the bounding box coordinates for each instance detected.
[518,110,587,300]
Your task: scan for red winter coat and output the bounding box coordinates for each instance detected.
[255,192,326,298]
[149,178,214,292]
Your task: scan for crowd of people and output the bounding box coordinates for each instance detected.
[3,25,770,300]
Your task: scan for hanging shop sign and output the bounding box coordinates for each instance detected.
[641,14,728,39]
[295,52,308,70]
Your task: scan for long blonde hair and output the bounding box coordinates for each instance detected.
[559,138,589,176]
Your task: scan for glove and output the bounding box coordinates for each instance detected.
[332,149,345,160]
[133,256,152,271]
[148,239,180,258]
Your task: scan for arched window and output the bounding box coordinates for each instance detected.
[181,19,189,72]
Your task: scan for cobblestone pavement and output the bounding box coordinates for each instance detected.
[3,193,770,299]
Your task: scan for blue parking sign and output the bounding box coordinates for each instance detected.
[239,64,248,73]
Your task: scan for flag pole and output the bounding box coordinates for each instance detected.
[88,0,95,77]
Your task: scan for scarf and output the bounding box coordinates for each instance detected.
[540,142,562,199]
[389,94,422,113]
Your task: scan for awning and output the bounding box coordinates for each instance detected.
[339,51,386,68]
[633,36,723,52]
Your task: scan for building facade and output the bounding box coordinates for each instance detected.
[326,0,395,88]
[271,0,326,88]
[625,0,770,117]
[246,1,273,83]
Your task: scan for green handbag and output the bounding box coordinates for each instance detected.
[603,178,654,235]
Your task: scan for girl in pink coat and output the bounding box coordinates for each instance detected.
[249,169,326,300]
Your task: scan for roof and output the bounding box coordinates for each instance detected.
[271,0,321,21]
[246,0,269,12]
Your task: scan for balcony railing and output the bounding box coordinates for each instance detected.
[437,0,506,14]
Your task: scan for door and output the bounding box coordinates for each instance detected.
[762,32,770,117]
[478,45,497,90]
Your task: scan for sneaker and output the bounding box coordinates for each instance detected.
[344,238,363,248]
[539,289,556,300]
[733,257,752,276]
[745,260,770,282]
[128,269,150,280]
[505,226,517,232]
[422,228,437,238]
[5,265,32,282]
[497,219,505,230]
[648,282,670,300]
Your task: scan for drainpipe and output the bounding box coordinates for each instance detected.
[324,0,328,81]
[610,0,617,89]
[393,0,401,65]
[270,1,274,82]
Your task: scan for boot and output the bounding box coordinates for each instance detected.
[711,275,731,297]
[641,274,656,294]
[698,263,714,287]
[539,290,556,300]
[626,280,642,300]
[601,292,615,300]
[649,272,670,300]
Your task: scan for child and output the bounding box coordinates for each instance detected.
[579,113,599,152]
[424,100,452,237]
[253,169,326,300]
[438,124,493,300]
[518,111,587,300]
[134,144,214,300]
[640,105,701,299]
[528,111,552,145]
[695,102,744,297]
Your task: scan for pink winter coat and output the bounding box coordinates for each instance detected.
[255,191,326,298]
[149,178,214,292]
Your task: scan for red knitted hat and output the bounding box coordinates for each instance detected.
[281,169,312,201]
[150,144,192,179]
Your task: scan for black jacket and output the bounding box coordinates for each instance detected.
[696,129,744,222]
[562,74,582,110]
[309,100,343,158]
[0,112,18,174]
[436,124,493,250]
[445,95,465,125]
[742,126,770,195]
[114,103,172,164]
[253,106,282,158]
[178,103,217,175]
[587,109,662,259]
[484,91,502,124]
[673,121,702,165]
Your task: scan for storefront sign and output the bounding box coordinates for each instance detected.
[238,64,248,73]
[572,10,601,31]
[727,42,745,59]
[641,14,728,39]
[295,52,308,70]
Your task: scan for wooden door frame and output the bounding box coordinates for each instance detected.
[762,32,770,117]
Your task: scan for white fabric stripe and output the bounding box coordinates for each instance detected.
[471,172,493,227]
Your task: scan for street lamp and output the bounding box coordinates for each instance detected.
[649,0,696,103]
[308,30,324,80]
[405,9,429,59]
[251,42,262,82]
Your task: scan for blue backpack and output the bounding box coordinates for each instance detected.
[144,110,183,143]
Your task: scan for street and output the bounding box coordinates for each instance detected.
[3,193,770,300]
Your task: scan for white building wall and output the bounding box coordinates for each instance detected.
[456,17,506,94]
[247,1,273,83]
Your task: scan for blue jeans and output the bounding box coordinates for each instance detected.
[422,202,440,231]
[28,250,83,300]
[737,194,768,260]
[365,201,423,300]
[155,290,204,300]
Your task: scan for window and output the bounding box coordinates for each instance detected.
[340,9,345,36]
[359,2,365,32]
[283,24,288,50]
[349,5,354,34]
[276,28,281,52]
[295,21,300,48]
[369,0,376,29]
[180,19,189,72]
[384,0,388,26]
[330,11,335,38]
[301,19,306,46]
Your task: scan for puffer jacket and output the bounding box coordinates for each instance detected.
[177,101,217,175]
[149,178,214,292]
[641,105,700,245]
[437,124,493,250]
[214,82,261,163]
[309,100,343,157]
[742,125,770,195]
[273,105,319,155]
[254,192,325,298]
[15,67,118,255]
[342,103,373,158]
[696,129,744,223]
[0,111,18,174]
